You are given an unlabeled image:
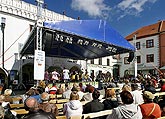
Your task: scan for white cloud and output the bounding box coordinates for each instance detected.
[117,0,158,17]
[71,0,111,18]
[71,0,158,20]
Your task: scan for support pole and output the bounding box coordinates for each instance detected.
[133,35,137,78]
[35,0,44,87]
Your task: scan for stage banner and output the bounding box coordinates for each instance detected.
[34,50,45,80]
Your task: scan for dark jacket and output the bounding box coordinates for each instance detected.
[83,99,104,119]
[103,98,119,110]
[83,99,104,114]
[23,109,55,119]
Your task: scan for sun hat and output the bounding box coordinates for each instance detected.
[143,91,155,100]
[4,89,12,96]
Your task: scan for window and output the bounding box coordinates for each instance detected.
[107,58,110,66]
[91,59,94,64]
[99,58,102,65]
[146,54,154,63]
[136,56,141,63]
[146,39,154,48]
[136,42,140,50]
[124,57,130,64]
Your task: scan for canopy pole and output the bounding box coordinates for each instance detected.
[133,35,137,78]
[35,0,44,87]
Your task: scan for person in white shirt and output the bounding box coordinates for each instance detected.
[63,67,70,83]
[131,83,144,105]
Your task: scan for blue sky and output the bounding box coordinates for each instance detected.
[23,0,165,37]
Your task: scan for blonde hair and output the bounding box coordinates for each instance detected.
[70,91,79,100]
[122,85,132,92]
[105,88,116,98]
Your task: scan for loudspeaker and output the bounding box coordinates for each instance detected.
[127,52,134,62]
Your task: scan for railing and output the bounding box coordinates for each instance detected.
[0,0,73,21]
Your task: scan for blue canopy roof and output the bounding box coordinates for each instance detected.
[20,20,135,60]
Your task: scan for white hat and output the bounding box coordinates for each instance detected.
[4,89,12,96]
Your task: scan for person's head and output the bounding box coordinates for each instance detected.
[26,89,35,96]
[41,92,49,101]
[120,90,134,104]
[105,88,116,98]
[24,98,38,112]
[88,86,95,93]
[122,85,132,92]
[71,85,80,92]
[142,91,155,103]
[70,91,79,100]
[131,83,138,91]
[124,79,129,84]
[4,89,12,96]
[92,89,100,100]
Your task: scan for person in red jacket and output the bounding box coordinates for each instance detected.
[140,91,161,119]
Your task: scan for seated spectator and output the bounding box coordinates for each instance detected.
[144,80,156,94]
[3,89,13,103]
[106,90,142,119]
[49,83,57,94]
[131,83,144,105]
[24,97,55,119]
[26,88,42,103]
[79,83,86,92]
[0,105,4,119]
[71,84,84,101]
[160,79,165,92]
[140,91,161,119]
[63,91,83,119]
[83,89,104,114]
[62,85,72,99]
[56,84,64,94]
[39,92,58,117]
[0,96,5,119]
[81,85,95,101]
[122,84,132,92]
[103,88,119,110]
[44,84,50,93]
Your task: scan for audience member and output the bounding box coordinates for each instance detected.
[83,89,104,115]
[81,85,95,101]
[23,97,55,119]
[140,91,161,119]
[131,83,144,105]
[3,89,13,103]
[160,79,165,92]
[62,85,72,99]
[103,88,119,110]
[71,84,84,100]
[39,92,58,117]
[63,91,83,119]
[106,90,142,119]
[26,88,42,103]
[49,83,57,94]
[56,84,64,94]
[122,84,132,92]
[144,80,156,94]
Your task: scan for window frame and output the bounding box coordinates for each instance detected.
[146,39,154,48]
[146,54,154,63]
[124,57,130,64]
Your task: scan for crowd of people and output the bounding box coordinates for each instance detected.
[0,72,165,119]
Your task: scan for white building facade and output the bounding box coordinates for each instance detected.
[119,35,160,77]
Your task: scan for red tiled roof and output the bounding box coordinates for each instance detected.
[126,20,165,40]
